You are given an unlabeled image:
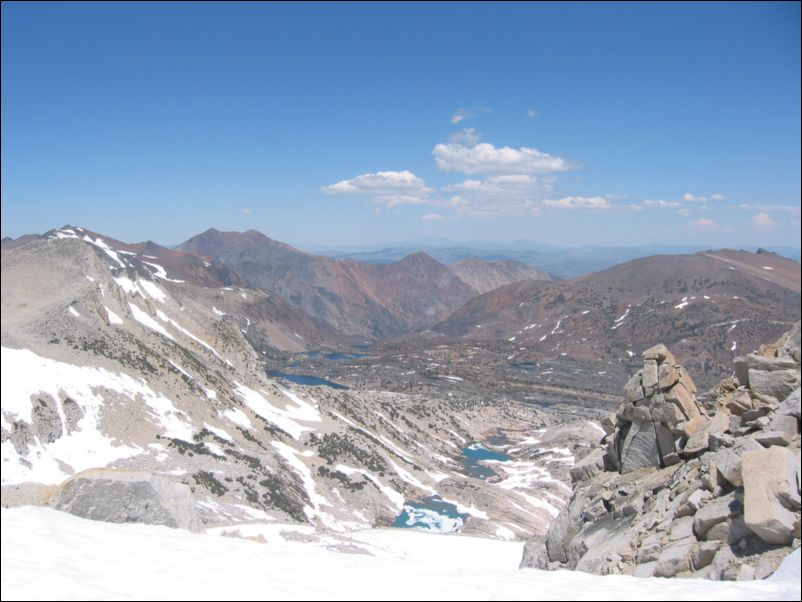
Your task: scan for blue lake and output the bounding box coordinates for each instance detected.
[267,370,349,390]
[460,443,510,479]
[393,496,467,532]
[293,351,369,361]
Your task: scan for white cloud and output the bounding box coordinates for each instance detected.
[751,212,778,232]
[421,213,446,221]
[677,208,691,217]
[440,174,554,218]
[450,107,488,124]
[322,170,431,207]
[448,128,481,146]
[641,199,680,209]
[688,218,732,232]
[682,192,725,203]
[542,196,612,211]
[526,108,539,118]
[736,203,801,216]
[433,142,570,175]
[241,208,252,215]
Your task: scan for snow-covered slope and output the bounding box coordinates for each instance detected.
[2,507,799,601]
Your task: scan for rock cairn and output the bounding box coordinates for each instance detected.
[522,322,801,581]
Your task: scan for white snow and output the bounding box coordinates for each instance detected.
[0,347,193,484]
[203,423,234,442]
[762,266,774,270]
[674,300,689,310]
[5,507,797,601]
[271,441,336,528]
[437,375,464,382]
[581,310,590,315]
[223,408,253,430]
[82,234,126,267]
[233,382,315,439]
[105,306,124,325]
[212,306,225,317]
[138,279,167,303]
[68,306,80,317]
[142,260,185,282]
[129,303,175,340]
[731,341,737,351]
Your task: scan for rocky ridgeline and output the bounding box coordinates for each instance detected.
[521,322,801,580]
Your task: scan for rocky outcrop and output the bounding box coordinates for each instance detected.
[607,344,708,474]
[521,322,802,580]
[52,469,202,532]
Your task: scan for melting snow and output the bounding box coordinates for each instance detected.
[233,382,316,439]
[0,347,194,484]
[105,307,124,325]
[129,303,175,341]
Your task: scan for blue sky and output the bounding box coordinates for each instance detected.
[2,2,800,248]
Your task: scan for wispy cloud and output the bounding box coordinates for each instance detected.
[448,127,481,146]
[241,207,252,215]
[688,217,732,232]
[751,211,778,232]
[736,203,801,216]
[641,199,680,209]
[433,142,571,175]
[682,192,725,202]
[526,108,539,118]
[322,170,431,207]
[450,106,489,124]
[542,196,613,211]
[421,213,446,221]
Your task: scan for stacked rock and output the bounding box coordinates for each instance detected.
[604,344,709,474]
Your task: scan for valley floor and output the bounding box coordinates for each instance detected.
[2,507,799,601]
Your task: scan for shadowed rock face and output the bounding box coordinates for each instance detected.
[521,322,802,581]
[52,470,202,532]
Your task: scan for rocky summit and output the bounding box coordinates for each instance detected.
[521,322,801,580]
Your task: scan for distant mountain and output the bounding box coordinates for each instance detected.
[429,249,801,388]
[320,243,801,279]
[176,228,550,339]
[449,258,552,294]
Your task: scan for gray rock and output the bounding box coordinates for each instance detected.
[708,546,735,581]
[601,414,618,436]
[53,469,201,532]
[570,448,606,483]
[723,390,754,416]
[769,414,798,438]
[777,388,801,419]
[642,360,659,394]
[734,356,750,387]
[669,516,695,541]
[636,534,663,563]
[519,540,548,569]
[620,420,661,474]
[683,430,710,456]
[633,561,658,578]
[748,369,800,403]
[704,515,751,544]
[624,371,645,403]
[643,344,676,364]
[691,541,720,570]
[742,447,799,544]
[754,430,792,447]
[654,536,695,577]
[658,363,680,390]
[744,354,798,372]
[693,492,743,537]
